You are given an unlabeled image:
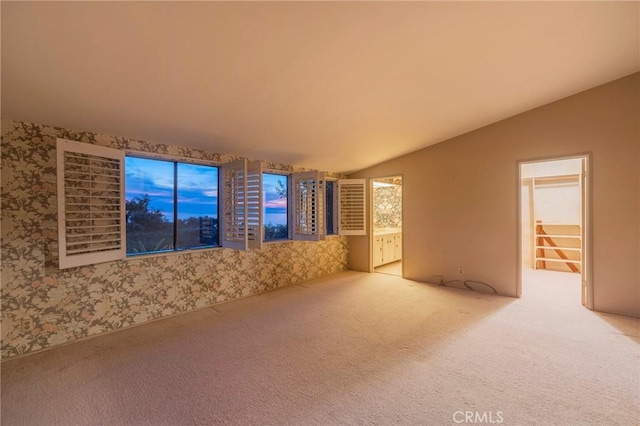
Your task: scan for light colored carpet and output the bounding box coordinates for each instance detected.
[522,267,582,303]
[374,260,402,276]
[2,270,638,425]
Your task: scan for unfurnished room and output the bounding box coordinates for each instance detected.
[1,2,639,425]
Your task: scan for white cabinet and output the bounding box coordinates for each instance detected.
[373,232,402,267]
[382,236,394,264]
[373,236,384,267]
[394,234,402,260]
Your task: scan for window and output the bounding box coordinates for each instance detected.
[325,180,337,235]
[57,137,366,269]
[289,174,365,239]
[263,173,289,241]
[176,163,219,249]
[125,156,219,255]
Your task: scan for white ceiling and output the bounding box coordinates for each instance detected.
[2,1,638,173]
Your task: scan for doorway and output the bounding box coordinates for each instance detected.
[517,155,592,308]
[371,176,403,277]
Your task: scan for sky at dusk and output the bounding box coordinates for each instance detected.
[263,173,288,226]
[125,157,287,225]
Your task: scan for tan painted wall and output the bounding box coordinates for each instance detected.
[349,73,639,318]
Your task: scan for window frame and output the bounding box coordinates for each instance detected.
[325,178,339,236]
[124,153,221,256]
[262,170,291,243]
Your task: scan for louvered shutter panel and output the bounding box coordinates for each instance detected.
[338,179,367,236]
[246,161,263,249]
[292,171,325,241]
[220,159,248,250]
[56,138,125,269]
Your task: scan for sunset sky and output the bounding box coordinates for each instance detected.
[125,157,287,225]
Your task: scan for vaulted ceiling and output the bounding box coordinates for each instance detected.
[2,1,638,173]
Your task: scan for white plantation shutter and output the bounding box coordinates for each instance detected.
[220,159,248,250]
[292,171,325,241]
[220,159,263,250]
[338,179,367,236]
[56,138,125,269]
[246,161,263,249]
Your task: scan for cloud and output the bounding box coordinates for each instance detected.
[125,157,174,190]
[125,157,218,193]
[264,198,287,209]
[125,157,219,214]
[178,163,218,190]
[125,158,293,224]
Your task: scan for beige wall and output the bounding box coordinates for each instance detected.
[349,73,639,318]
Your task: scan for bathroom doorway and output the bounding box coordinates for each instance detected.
[517,155,592,308]
[372,176,403,277]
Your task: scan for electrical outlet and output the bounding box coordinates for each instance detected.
[21,318,33,332]
[458,268,464,275]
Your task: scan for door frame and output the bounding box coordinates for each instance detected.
[369,175,404,277]
[516,153,593,309]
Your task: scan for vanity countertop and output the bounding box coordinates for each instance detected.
[374,228,402,236]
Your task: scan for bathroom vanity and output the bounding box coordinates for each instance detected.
[373,228,402,267]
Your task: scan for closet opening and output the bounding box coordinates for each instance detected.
[517,155,592,308]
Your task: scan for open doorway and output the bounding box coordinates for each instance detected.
[518,155,592,308]
[372,176,403,277]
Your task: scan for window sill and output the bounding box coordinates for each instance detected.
[263,239,293,245]
[125,245,222,261]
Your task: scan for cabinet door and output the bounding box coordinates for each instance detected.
[373,237,384,266]
[383,237,394,264]
[394,234,402,261]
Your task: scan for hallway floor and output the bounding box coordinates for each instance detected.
[374,260,402,276]
[521,267,582,307]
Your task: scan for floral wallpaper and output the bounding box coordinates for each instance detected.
[1,120,349,359]
[373,183,402,229]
